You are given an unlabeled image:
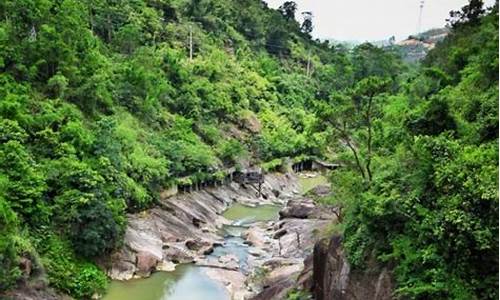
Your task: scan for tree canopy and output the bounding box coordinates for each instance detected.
[0,0,497,299]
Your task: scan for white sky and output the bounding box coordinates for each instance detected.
[264,0,496,42]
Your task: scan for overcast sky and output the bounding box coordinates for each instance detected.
[264,0,496,42]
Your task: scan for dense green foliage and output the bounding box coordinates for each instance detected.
[0,0,382,297]
[0,0,497,298]
[326,2,498,299]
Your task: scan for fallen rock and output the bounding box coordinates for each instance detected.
[243,225,271,249]
[248,248,265,257]
[108,261,135,281]
[195,256,239,271]
[279,197,335,220]
[308,184,332,198]
[135,251,159,277]
[156,260,176,272]
[219,254,239,264]
[282,197,316,217]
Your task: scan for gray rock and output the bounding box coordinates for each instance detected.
[313,235,393,300]
[107,173,299,280]
[308,184,332,197]
[135,251,159,277]
[279,197,335,220]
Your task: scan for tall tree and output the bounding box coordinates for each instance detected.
[301,11,313,34]
[447,0,485,26]
[278,1,297,21]
[318,76,390,181]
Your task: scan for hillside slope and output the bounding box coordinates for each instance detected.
[0,0,403,298]
[396,28,450,62]
[326,3,498,299]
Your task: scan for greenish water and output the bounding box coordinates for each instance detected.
[102,265,228,300]
[299,174,328,194]
[103,177,326,300]
[222,203,281,225]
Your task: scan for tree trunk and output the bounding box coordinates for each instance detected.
[345,138,366,180]
[366,95,373,182]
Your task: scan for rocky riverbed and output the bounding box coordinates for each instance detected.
[105,171,336,299]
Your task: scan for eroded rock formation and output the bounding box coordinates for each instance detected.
[312,235,393,300]
[107,173,298,280]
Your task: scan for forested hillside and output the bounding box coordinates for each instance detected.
[325,1,498,299]
[0,0,497,299]
[0,0,402,298]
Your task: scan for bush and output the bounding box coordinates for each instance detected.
[217,139,247,165]
[0,141,48,225]
[39,235,108,299]
[65,194,123,258]
[0,195,21,291]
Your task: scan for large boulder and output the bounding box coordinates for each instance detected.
[279,197,335,220]
[313,235,393,300]
[108,261,136,281]
[135,251,159,277]
[308,184,332,198]
[279,198,316,219]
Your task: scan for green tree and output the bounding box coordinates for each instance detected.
[278,1,297,21]
[300,12,313,35]
[320,77,390,181]
[0,195,21,291]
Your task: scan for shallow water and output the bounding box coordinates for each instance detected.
[222,203,281,225]
[102,264,229,300]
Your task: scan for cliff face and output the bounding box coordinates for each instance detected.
[313,235,393,300]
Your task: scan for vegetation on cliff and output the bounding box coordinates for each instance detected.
[327,1,498,299]
[0,0,497,299]
[0,0,400,297]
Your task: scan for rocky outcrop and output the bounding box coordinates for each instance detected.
[248,189,336,299]
[107,173,298,280]
[279,197,333,220]
[313,235,393,300]
[250,183,394,300]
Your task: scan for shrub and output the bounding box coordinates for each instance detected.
[0,195,21,291]
[39,235,108,299]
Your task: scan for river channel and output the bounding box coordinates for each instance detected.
[102,173,325,300]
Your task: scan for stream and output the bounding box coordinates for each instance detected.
[102,174,325,300]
